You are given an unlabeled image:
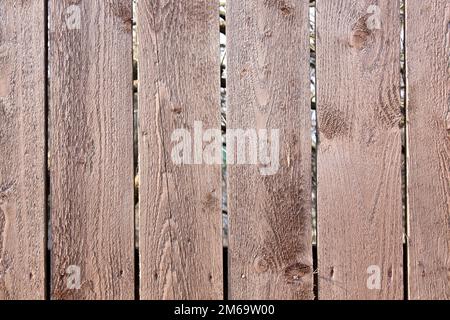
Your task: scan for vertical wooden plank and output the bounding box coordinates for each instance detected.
[406,0,450,300]
[316,0,403,299]
[228,0,313,299]
[138,0,223,299]
[0,1,46,300]
[49,0,134,299]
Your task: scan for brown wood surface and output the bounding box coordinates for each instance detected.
[406,0,450,300]
[49,0,134,299]
[228,0,313,300]
[138,0,223,299]
[316,0,404,299]
[0,0,46,300]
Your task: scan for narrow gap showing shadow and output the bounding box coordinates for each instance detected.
[134,249,140,300]
[44,0,51,301]
[223,248,228,300]
[400,0,409,301]
[312,245,318,300]
[220,0,228,300]
[132,0,140,301]
[309,0,319,300]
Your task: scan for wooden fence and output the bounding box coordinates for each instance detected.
[0,0,448,300]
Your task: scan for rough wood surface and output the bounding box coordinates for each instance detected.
[138,0,223,299]
[49,0,134,299]
[228,0,313,300]
[406,0,450,300]
[0,0,46,300]
[316,0,404,299]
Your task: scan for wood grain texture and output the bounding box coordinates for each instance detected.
[228,0,313,300]
[316,0,403,299]
[138,0,223,299]
[49,0,134,299]
[406,0,450,300]
[0,0,46,300]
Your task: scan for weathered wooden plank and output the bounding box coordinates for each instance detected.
[228,0,313,300]
[0,0,46,300]
[316,0,404,299]
[49,0,134,299]
[138,0,223,299]
[406,0,450,300]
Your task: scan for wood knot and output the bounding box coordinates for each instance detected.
[254,257,269,273]
[171,107,182,114]
[387,266,393,279]
[350,15,373,50]
[240,67,249,80]
[284,263,311,284]
[122,17,133,33]
[319,108,350,140]
[329,266,335,278]
[264,0,294,17]
[110,3,133,33]
[202,192,216,211]
[280,4,294,16]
